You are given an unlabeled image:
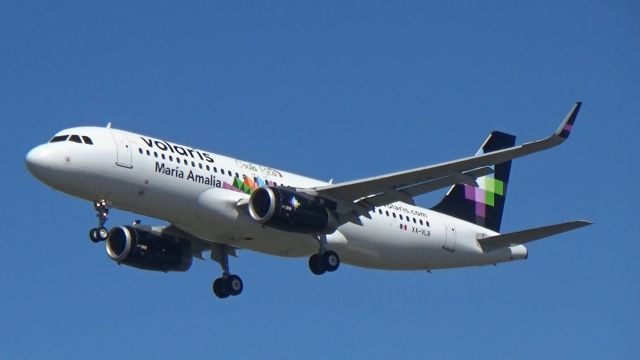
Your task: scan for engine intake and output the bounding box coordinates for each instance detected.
[248,187,337,234]
[106,226,192,272]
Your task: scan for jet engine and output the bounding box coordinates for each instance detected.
[106,226,192,272]
[248,187,337,234]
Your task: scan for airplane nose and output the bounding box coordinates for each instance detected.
[25,145,51,177]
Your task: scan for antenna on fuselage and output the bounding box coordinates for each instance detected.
[106,122,112,128]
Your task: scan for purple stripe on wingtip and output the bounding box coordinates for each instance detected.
[563,123,573,132]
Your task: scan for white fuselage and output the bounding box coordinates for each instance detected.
[26,126,527,271]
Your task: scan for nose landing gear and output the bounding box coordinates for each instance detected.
[89,200,111,243]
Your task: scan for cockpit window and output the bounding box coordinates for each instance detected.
[48,134,94,145]
[50,135,69,143]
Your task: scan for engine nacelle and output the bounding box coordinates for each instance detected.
[248,187,337,234]
[106,226,192,272]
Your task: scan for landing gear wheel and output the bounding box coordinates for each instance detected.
[225,275,243,296]
[213,278,229,299]
[322,251,340,272]
[89,228,100,243]
[98,227,108,240]
[89,226,109,242]
[309,254,326,275]
[212,275,243,298]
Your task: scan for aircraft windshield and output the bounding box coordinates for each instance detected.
[49,134,94,145]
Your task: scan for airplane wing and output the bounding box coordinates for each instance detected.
[301,102,581,214]
[477,220,592,250]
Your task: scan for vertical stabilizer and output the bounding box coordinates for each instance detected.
[431,131,516,232]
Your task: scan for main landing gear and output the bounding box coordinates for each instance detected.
[308,234,340,275]
[211,244,243,299]
[89,200,111,243]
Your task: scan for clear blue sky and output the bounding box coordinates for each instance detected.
[2,1,638,359]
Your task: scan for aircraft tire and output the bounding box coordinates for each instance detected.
[309,254,326,275]
[322,251,340,272]
[97,227,109,240]
[213,277,229,298]
[226,275,243,296]
[89,228,101,243]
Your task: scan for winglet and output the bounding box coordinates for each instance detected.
[554,102,582,139]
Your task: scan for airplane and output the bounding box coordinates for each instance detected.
[25,102,591,298]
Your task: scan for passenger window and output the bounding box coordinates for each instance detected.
[191,161,195,167]
[69,135,82,143]
[419,219,423,225]
[50,135,69,143]
[169,155,173,161]
[154,152,158,158]
[228,170,232,176]
[235,172,239,178]
[146,150,151,156]
[183,159,188,165]
[399,214,403,220]
[81,136,93,145]
[413,218,416,223]
[392,213,396,219]
[206,165,210,171]
[378,209,382,215]
[385,211,389,216]
[138,148,143,154]
[426,221,430,227]
[214,167,218,173]
[161,154,165,160]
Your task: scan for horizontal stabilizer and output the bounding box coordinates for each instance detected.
[478,220,592,249]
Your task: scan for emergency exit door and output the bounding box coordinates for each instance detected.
[112,131,133,168]
[443,223,456,252]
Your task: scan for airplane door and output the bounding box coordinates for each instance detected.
[112,131,133,168]
[443,223,456,252]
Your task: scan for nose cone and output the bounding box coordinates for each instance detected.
[26,145,52,179]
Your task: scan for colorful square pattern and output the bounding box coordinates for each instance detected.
[224,175,275,195]
[463,175,505,218]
